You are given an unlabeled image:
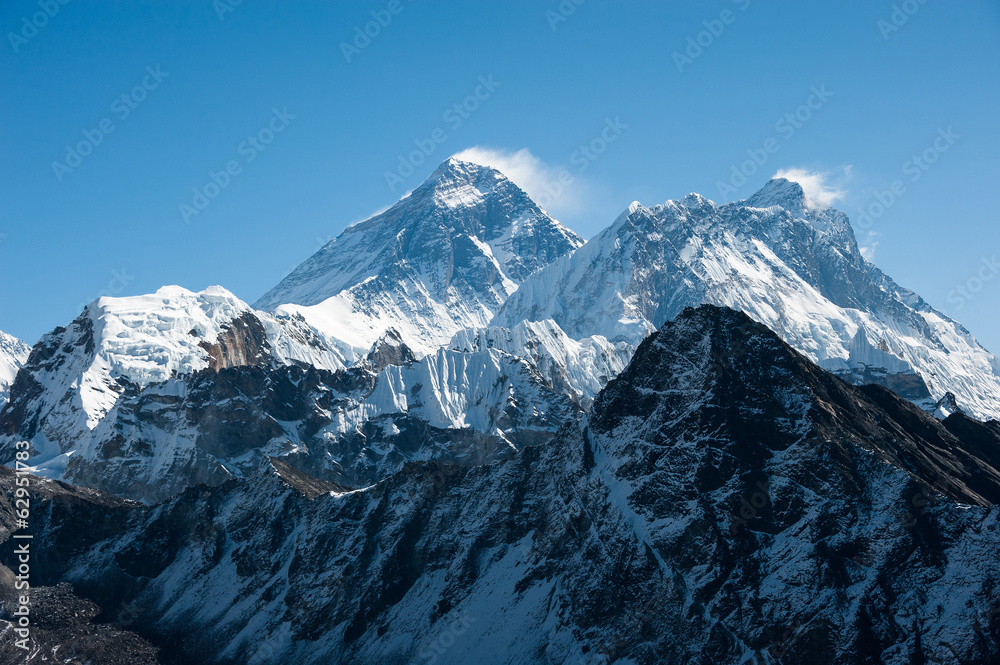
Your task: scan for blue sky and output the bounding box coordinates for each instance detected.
[2,0,999,353]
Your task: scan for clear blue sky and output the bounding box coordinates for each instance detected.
[2,0,999,353]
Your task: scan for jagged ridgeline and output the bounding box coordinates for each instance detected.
[2,306,1000,664]
[2,158,1000,663]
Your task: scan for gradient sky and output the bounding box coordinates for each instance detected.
[2,0,999,353]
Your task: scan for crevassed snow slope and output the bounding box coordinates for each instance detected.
[449,319,632,407]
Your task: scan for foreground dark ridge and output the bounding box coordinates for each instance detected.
[2,306,999,664]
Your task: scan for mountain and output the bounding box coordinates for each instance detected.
[0,287,576,503]
[0,330,30,406]
[449,318,632,408]
[254,158,583,359]
[493,178,1000,421]
[5,306,1000,664]
[0,286,346,499]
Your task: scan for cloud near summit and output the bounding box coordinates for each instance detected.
[773,167,851,208]
[451,147,584,218]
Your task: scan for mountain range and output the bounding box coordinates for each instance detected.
[4,306,999,664]
[493,178,1000,420]
[1,157,999,664]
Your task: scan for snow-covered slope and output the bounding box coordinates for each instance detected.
[255,158,582,359]
[494,178,1000,420]
[0,330,30,406]
[449,319,632,408]
[11,306,1000,664]
[0,287,348,492]
[0,287,576,502]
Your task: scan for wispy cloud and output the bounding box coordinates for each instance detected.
[773,166,852,208]
[859,230,880,261]
[451,147,584,217]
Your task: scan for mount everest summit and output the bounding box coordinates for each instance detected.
[255,158,583,359]
[2,157,1000,664]
[252,157,1000,422]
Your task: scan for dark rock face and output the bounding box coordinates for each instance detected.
[0,582,163,665]
[362,328,416,374]
[198,311,270,372]
[592,306,1000,507]
[0,307,576,504]
[3,306,999,664]
[0,315,100,441]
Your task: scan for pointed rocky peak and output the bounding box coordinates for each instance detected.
[745,177,808,216]
[591,304,1000,507]
[253,158,583,358]
[590,304,798,432]
[256,157,582,311]
[418,157,517,207]
[680,191,717,214]
[603,200,665,241]
[934,391,964,418]
[744,177,856,242]
[364,327,415,373]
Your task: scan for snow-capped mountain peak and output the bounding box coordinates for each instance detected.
[746,176,808,213]
[0,286,348,482]
[495,178,1000,420]
[254,158,583,359]
[745,176,854,240]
